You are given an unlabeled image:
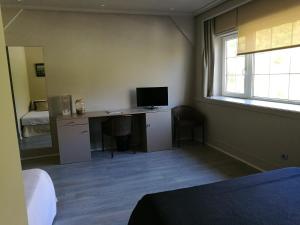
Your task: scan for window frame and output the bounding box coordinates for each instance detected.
[250,50,300,105]
[220,33,300,106]
[221,33,250,99]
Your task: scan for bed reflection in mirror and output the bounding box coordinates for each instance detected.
[7,46,52,152]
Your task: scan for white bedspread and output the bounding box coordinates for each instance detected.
[23,169,57,225]
[21,111,50,126]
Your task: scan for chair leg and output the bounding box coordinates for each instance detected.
[192,128,195,142]
[177,128,181,147]
[111,149,114,158]
[202,125,205,145]
[173,126,176,147]
[132,135,136,154]
[101,132,105,151]
[128,135,136,154]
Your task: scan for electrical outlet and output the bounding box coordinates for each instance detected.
[281,154,289,160]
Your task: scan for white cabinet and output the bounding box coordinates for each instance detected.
[57,118,91,164]
[146,111,172,151]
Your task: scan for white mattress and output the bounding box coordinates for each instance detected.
[23,169,57,225]
[21,111,50,126]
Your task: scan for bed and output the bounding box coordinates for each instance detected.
[21,100,50,138]
[21,111,50,137]
[128,167,300,225]
[23,169,57,225]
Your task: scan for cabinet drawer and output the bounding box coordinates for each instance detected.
[57,124,91,164]
[57,118,88,127]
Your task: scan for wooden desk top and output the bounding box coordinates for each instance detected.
[56,107,170,121]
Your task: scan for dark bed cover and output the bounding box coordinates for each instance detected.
[128,167,300,225]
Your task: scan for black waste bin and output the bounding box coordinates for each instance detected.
[116,136,130,151]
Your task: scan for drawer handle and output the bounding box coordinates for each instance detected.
[81,130,88,134]
[66,121,75,125]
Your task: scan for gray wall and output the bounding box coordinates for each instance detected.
[2,8,195,153]
[2,9,194,112]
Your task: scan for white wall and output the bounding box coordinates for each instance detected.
[8,46,31,137]
[2,9,194,112]
[195,2,300,171]
[0,9,28,225]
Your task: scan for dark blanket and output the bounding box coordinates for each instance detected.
[128,167,300,225]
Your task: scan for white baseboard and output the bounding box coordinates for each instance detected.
[206,142,265,172]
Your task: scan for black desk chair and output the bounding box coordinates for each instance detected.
[102,115,132,158]
[173,105,205,146]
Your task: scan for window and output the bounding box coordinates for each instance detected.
[222,34,300,104]
[223,35,246,96]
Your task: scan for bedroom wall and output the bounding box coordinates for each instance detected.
[195,0,300,170]
[8,46,31,137]
[25,47,47,100]
[0,9,28,225]
[2,9,194,112]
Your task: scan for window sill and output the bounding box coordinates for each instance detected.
[199,96,300,119]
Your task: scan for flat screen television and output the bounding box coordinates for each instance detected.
[136,87,168,108]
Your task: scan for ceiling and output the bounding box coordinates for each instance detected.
[0,0,227,16]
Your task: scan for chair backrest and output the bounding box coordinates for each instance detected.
[102,115,132,137]
[172,105,199,121]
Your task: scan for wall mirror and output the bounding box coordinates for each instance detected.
[7,46,53,158]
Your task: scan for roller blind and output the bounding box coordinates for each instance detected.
[215,9,237,35]
[237,0,300,55]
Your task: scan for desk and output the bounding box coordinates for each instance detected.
[56,108,172,164]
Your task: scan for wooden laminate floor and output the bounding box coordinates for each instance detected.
[23,144,259,225]
[20,134,52,150]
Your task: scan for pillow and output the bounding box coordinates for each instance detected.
[35,101,48,111]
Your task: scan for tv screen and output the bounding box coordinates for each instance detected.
[136,87,168,108]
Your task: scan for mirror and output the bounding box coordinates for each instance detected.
[7,46,53,154]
